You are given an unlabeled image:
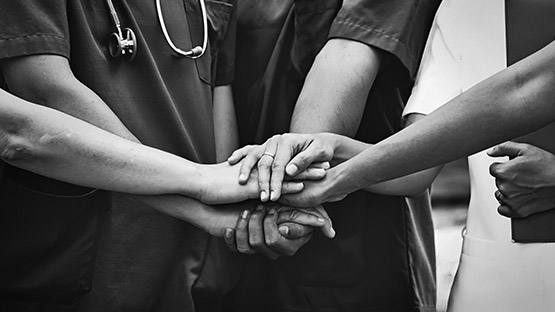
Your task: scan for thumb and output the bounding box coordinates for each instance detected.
[488,141,524,159]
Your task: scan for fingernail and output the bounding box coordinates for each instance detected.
[330,228,336,238]
[256,205,264,211]
[241,210,249,219]
[286,164,298,175]
[260,191,268,202]
[317,218,326,223]
[268,208,276,215]
[279,226,289,236]
[225,228,233,238]
[239,173,246,181]
[270,191,277,201]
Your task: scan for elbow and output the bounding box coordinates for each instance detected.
[0,133,34,166]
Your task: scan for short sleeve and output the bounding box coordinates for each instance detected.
[0,1,70,60]
[403,0,464,117]
[328,0,441,79]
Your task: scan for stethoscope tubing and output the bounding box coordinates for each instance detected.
[156,0,208,59]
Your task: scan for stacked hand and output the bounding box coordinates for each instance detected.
[489,141,555,218]
[228,133,344,206]
[220,133,346,258]
[224,204,334,259]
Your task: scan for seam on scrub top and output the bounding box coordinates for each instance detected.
[332,20,413,56]
[0,34,68,42]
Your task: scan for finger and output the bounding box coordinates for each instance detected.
[314,205,335,239]
[265,209,310,256]
[249,206,280,259]
[236,209,256,254]
[277,222,314,239]
[258,137,279,202]
[263,208,285,255]
[280,181,304,195]
[498,205,521,218]
[276,209,327,228]
[286,143,332,176]
[270,138,300,201]
[289,167,327,181]
[224,228,237,252]
[227,145,253,165]
[489,162,505,179]
[309,161,330,170]
[238,146,265,184]
[487,141,524,159]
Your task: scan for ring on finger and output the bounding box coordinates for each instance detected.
[262,152,275,159]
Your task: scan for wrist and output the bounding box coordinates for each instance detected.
[189,163,209,202]
[326,163,356,201]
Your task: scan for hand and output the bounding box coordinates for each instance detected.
[488,141,555,218]
[227,133,336,202]
[223,204,335,259]
[197,161,305,204]
[279,166,347,207]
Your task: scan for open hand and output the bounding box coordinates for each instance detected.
[197,161,305,204]
[227,133,335,202]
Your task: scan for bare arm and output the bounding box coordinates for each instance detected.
[280,40,555,206]
[0,55,252,231]
[0,89,287,203]
[269,38,381,200]
[213,85,240,162]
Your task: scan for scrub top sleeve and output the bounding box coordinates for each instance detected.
[0,1,70,60]
[328,0,441,79]
[403,0,464,117]
[213,0,237,86]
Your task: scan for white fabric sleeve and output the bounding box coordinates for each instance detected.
[403,0,463,117]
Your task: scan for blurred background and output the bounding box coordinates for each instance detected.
[430,158,470,312]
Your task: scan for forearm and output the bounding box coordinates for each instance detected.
[213,85,239,162]
[133,195,246,237]
[0,90,208,196]
[330,41,555,198]
[291,39,382,136]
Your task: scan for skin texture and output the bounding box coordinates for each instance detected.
[231,40,555,210]
[0,55,321,242]
[489,141,555,218]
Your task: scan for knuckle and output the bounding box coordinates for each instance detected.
[265,235,279,247]
[258,160,271,169]
[237,246,251,254]
[271,161,284,170]
[249,237,263,248]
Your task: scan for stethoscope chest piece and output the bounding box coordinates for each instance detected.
[105,0,137,61]
[108,27,137,61]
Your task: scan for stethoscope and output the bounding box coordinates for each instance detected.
[105,0,208,61]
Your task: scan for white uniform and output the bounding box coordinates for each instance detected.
[404,0,555,311]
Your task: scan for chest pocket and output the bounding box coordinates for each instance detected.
[185,0,233,85]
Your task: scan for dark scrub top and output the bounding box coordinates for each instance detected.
[230,1,440,311]
[0,1,237,311]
